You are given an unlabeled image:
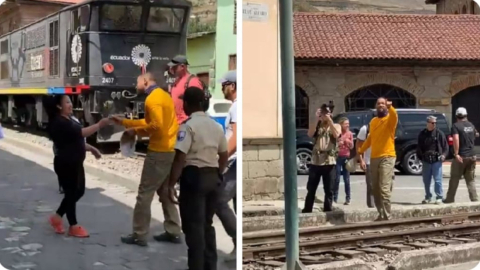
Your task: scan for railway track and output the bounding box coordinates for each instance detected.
[243,212,480,267]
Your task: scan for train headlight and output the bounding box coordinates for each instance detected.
[103,63,114,73]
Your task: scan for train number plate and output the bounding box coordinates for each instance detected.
[102,77,115,84]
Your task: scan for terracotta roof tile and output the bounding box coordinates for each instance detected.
[294,13,480,61]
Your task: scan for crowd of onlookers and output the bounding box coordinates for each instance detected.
[303,98,479,221]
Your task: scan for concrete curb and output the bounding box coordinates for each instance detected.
[243,203,480,232]
[307,259,375,270]
[387,242,480,270]
[1,136,140,192]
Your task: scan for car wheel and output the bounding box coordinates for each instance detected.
[402,149,423,175]
[297,148,312,175]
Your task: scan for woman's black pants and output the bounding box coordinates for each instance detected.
[53,157,86,226]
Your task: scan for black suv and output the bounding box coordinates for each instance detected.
[296,109,453,175]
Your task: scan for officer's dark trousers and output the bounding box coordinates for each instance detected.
[180,166,221,270]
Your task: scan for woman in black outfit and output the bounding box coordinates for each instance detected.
[44,95,110,237]
[54,115,102,194]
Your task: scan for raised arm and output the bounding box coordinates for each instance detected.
[386,105,398,130]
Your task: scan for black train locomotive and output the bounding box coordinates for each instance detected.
[0,0,190,143]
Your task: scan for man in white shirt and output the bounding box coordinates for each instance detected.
[357,124,375,208]
[216,70,237,259]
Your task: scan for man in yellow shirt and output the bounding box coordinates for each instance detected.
[358,98,398,221]
[111,73,182,246]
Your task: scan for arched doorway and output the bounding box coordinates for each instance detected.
[295,85,309,129]
[345,84,417,112]
[452,85,480,146]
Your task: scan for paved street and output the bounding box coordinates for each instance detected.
[0,144,235,270]
[297,171,480,207]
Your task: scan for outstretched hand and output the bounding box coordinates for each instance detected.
[110,115,124,125]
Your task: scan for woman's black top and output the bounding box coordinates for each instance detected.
[49,116,86,163]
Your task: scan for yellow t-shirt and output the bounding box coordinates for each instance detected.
[358,106,398,158]
[122,88,178,152]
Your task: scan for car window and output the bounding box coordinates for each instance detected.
[398,113,430,138]
[434,114,450,134]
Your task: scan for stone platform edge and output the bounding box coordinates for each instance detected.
[1,136,140,192]
[246,243,480,270]
[243,203,480,233]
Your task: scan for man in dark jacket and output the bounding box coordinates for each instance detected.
[417,115,448,205]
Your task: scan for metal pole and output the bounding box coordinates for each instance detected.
[279,0,304,269]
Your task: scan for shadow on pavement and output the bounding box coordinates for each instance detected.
[0,149,235,270]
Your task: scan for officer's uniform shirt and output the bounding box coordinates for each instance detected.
[175,111,227,168]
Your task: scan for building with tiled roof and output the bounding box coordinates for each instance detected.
[426,0,479,14]
[243,0,480,200]
[294,13,480,62]
[293,12,480,143]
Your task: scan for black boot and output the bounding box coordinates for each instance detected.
[153,232,181,244]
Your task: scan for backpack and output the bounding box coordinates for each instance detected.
[185,74,212,111]
[185,74,208,92]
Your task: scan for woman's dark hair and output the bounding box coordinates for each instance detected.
[43,95,66,138]
[184,87,211,112]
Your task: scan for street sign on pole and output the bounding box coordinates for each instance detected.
[278,0,305,269]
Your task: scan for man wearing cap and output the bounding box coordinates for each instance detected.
[167,86,228,270]
[167,55,204,124]
[417,116,448,205]
[216,70,237,260]
[445,107,478,203]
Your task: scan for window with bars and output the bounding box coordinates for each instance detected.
[344,84,416,112]
[233,0,236,35]
[49,20,59,76]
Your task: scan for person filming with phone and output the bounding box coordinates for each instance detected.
[302,101,341,213]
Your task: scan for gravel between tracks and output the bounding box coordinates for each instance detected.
[1,127,144,180]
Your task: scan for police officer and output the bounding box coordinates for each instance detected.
[168,87,229,270]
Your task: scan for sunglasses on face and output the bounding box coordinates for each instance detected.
[429,122,437,125]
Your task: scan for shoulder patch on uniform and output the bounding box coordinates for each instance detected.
[177,131,186,141]
[182,117,192,124]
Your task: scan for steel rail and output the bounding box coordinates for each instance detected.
[243,212,480,261]
[243,212,480,246]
